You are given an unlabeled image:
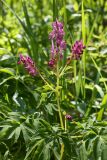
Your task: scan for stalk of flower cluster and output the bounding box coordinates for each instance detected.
[39,72,55,92]
[64,116,67,132]
[56,58,64,129]
[56,58,65,160]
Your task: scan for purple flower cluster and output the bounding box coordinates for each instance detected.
[65,114,72,121]
[18,21,86,76]
[18,54,37,76]
[71,40,85,60]
[48,20,66,67]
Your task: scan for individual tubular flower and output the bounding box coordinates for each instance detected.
[48,20,66,67]
[65,114,72,121]
[18,54,37,76]
[71,40,85,60]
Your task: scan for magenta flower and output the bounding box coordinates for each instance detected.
[71,40,85,60]
[48,20,66,67]
[48,58,56,68]
[65,114,72,121]
[18,54,37,76]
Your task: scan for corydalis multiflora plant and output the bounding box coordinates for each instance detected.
[48,20,66,67]
[17,21,86,160]
[17,21,85,130]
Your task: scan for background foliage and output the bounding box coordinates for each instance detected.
[0,0,107,159]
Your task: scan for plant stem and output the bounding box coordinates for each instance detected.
[39,72,55,91]
[59,64,67,77]
[60,143,64,160]
[56,58,64,160]
[56,61,64,129]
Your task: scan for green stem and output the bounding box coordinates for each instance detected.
[59,64,67,77]
[60,143,64,160]
[56,61,64,129]
[74,60,77,99]
[56,92,64,129]
[39,72,55,91]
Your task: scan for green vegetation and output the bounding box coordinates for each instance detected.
[0,0,107,159]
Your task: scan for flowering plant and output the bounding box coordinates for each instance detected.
[1,1,106,159]
[18,20,85,132]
